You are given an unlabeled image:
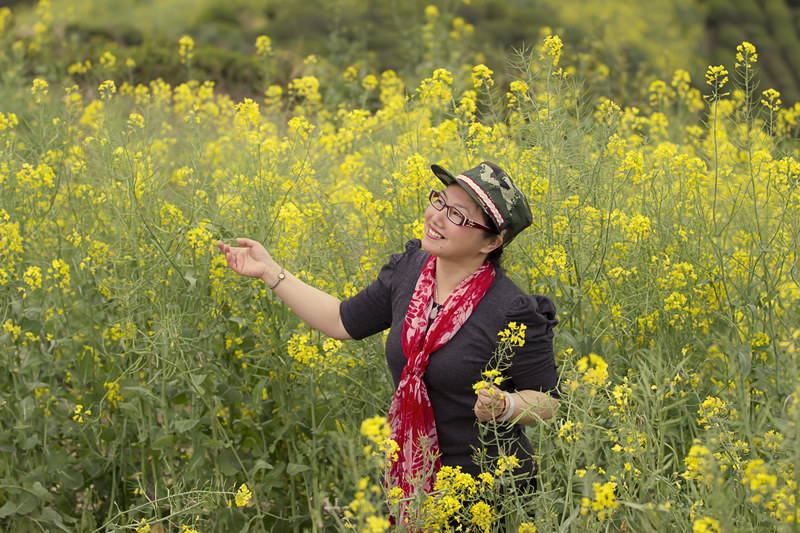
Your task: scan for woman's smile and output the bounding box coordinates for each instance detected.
[426,226,445,240]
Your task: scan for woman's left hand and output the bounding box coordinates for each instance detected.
[474,386,509,422]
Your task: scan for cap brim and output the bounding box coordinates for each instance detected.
[430,164,458,186]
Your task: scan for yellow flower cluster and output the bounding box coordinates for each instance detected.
[178,35,195,65]
[234,483,252,507]
[575,353,609,392]
[497,322,526,347]
[580,481,618,520]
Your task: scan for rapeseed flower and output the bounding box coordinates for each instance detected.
[761,88,781,111]
[581,481,618,520]
[692,517,720,533]
[696,396,728,429]
[255,35,272,58]
[72,404,91,423]
[469,501,494,533]
[178,35,195,65]
[741,459,777,503]
[471,64,494,89]
[540,35,563,66]
[734,41,757,69]
[30,78,48,103]
[235,483,252,507]
[494,454,520,476]
[498,322,526,346]
[682,441,713,484]
[576,353,609,392]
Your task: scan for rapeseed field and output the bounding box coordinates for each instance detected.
[1,1,799,531]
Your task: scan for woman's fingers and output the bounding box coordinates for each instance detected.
[474,388,505,421]
[235,237,261,248]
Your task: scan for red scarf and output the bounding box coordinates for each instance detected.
[387,255,495,507]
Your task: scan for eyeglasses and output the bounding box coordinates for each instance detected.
[428,190,496,233]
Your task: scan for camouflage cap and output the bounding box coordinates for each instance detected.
[430,161,533,247]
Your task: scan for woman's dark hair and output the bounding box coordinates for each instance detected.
[481,210,504,269]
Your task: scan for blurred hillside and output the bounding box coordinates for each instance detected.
[5,0,800,105]
[701,0,800,103]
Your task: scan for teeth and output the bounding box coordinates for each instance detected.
[428,228,444,239]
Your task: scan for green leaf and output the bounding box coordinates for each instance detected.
[58,467,84,491]
[19,396,36,423]
[217,449,239,476]
[286,463,310,476]
[251,459,273,475]
[174,418,200,433]
[20,435,39,451]
[151,434,176,450]
[0,501,17,518]
[26,481,54,503]
[16,492,38,515]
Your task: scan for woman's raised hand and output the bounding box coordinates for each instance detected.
[473,386,509,423]
[216,238,273,280]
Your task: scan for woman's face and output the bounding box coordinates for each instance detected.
[421,184,501,263]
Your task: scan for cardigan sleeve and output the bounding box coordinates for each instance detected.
[504,293,561,398]
[339,240,421,340]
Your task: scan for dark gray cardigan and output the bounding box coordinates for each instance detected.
[340,240,560,482]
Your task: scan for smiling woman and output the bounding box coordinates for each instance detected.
[217,161,561,521]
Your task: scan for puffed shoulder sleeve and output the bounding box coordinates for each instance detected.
[339,240,421,340]
[505,294,561,398]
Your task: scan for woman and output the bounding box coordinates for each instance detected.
[216,161,560,505]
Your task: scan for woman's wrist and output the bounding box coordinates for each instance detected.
[496,391,516,423]
[262,262,285,289]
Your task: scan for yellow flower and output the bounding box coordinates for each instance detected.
[498,321,526,346]
[255,35,272,58]
[361,74,378,91]
[761,88,781,111]
[23,265,43,291]
[365,516,391,532]
[424,4,439,21]
[31,78,49,103]
[692,517,721,533]
[469,501,494,533]
[682,440,712,483]
[540,34,563,66]
[98,80,116,100]
[472,64,494,89]
[734,41,757,69]
[580,481,618,520]
[494,454,520,476]
[576,353,609,391]
[360,415,390,444]
[235,483,252,507]
[72,404,91,423]
[473,380,490,394]
[705,65,728,88]
[387,486,404,507]
[696,396,728,428]
[179,35,195,65]
[99,50,116,69]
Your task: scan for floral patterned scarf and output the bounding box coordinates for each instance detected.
[387,255,495,502]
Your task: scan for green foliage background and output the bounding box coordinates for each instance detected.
[2,1,800,532]
[10,0,708,103]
